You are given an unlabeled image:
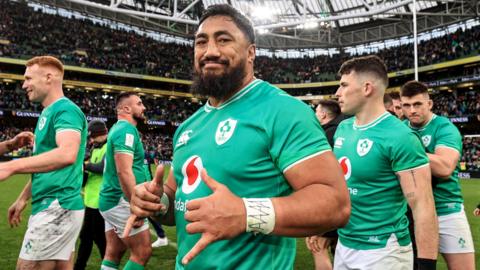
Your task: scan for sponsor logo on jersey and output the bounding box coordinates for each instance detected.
[357,139,373,157]
[181,155,203,194]
[334,137,345,148]
[176,130,193,147]
[215,118,237,145]
[338,156,351,181]
[38,116,47,130]
[421,135,431,147]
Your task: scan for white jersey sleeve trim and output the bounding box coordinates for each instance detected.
[56,128,81,134]
[395,163,430,173]
[434,145,461,155]
[114,150,134,157]
[282,149,331,173]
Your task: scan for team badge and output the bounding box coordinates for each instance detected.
[215,118,237,145]
[176,130,193,147]
[338,156,351,181]
[421,135,431,147]
[38,117,47,130]
[181,155,203,194]
[357,139,373,157]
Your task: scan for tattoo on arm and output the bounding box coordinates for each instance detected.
[410,170,417,188]
[405,192,415,199]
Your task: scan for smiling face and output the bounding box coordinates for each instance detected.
[22,64,49,103]
[191,15,255,101]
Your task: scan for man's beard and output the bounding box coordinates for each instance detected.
[191,60,247,101]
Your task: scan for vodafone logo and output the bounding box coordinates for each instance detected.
[181,155,204,194]
[338,156,352,181]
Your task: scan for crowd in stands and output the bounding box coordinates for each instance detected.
[432,90,480,117]
[143,132,173,162]
[1,0,480,83]
[0,83,201,122]
[462,136,480,172]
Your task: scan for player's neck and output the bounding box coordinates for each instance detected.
[355,103,387,126]
[42,91,64,108]
[117,115,137,126]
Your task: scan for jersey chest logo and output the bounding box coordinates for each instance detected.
[215,118,237,145]
[357,139,373,157]
[421,135,431,147]
[181,155,203,194]
[38,117,47,131]
[338,156,351,181]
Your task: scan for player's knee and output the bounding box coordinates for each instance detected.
[131,244,152,263]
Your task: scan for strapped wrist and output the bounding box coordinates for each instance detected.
[243,198,276,235]
[154,193,170,216]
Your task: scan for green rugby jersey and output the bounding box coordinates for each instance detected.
[334,112,429,250]
[31,97,87,214]
[406,114,464,216]
[99,120,147,211]
[172,79,331,269]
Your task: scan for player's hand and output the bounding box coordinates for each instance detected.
[8,199,27,228]
[123,165,166,238]
[473,208,480,216]
[8,132,34,150]
[182,169,246,265]
[305,235,327,253]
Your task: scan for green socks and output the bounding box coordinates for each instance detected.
[100,260,119,270]
[124,260,145,270]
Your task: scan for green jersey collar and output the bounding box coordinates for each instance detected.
[408,113,436,131]
[204,79,262,113]
[353,111,391,131]
[43,96,67,111]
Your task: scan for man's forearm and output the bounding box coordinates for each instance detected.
[117,171,136,201]
[17,180,32,202]
[7,147,75,175]
[412,197,439,259]
[271,184,350,237]
[0,140,14,156]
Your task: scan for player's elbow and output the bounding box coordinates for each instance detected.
[433,166,454,179]
[334,198,351,228]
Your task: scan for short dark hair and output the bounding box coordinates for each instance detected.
[338,55,388,88]
[400,80,429,97]
[389,91,400,100]
[318,100,341,117]
[116,92,138,107]
[198,4,255,44]
[383,93,393,107]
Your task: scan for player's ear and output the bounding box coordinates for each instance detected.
[428,99,433,110]
[363,81,374,97]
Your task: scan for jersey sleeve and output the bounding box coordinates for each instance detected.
[112,124,138,156]
[390,130,429,172]
[268,96,331,172]
[54,103,85,134]
[434,120,462,154]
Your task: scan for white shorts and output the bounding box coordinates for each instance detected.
[100,197,149,238]
[334,234,413,270]
[438,209,475,254]
[19,200,84,261]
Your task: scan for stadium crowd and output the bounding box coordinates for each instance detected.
[432,90,480,117]
[462,136,480,172]
[1,0,480,83]
[0,83,201,122]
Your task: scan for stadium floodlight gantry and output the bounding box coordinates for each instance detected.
[29,0,479,49]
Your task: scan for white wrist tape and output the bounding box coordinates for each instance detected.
[243,198,276,235]
[155,193,170,216]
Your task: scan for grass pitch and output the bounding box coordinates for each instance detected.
[0,173,478,269]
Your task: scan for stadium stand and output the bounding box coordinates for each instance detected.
[1,0,479,83]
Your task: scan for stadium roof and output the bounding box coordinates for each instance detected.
[29,0,479,49]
